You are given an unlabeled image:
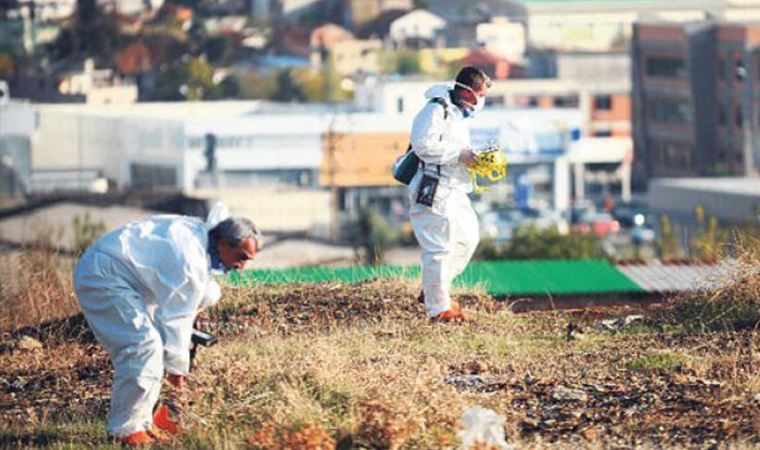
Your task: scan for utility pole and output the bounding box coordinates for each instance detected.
[326,113,339,242]
[739,45,756,177]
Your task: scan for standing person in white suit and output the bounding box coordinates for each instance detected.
[73,204,261,446]
[408,66,491,322]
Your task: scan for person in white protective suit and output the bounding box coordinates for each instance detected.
[408,66,491,322]
[73,204,261,446]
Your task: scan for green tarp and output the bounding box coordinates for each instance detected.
[228,259,644,296]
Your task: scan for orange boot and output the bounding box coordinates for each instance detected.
[147,425,175,443]
[117,430,156,446]
[153,404,181,435]
[431,302,467,323]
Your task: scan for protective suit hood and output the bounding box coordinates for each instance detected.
[424,84,453,104]
[205,202,230,232]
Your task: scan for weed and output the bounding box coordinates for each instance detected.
[625,351,688,372]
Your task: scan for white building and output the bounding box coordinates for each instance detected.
[519,0,760,52]
[388,9,446,48]
[476,17,526,63]
[27,79,634,213]
[57,59,138,105]
[353,76,631,136]
[0,100,36,197]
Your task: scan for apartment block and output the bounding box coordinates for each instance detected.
[632,21,760,182]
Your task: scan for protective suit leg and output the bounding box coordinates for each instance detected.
[410,190,452,318]
[410,189,479,318]
[448,192,480,281]
[74,251,164,437]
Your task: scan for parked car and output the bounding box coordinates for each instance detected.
[631,225,656,244]
[612,202,653,228]
[480,208,568,242]
[572,212,620,236]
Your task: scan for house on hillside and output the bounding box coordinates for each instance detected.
[458,49,522,80]
[331,38,382,76]
[114,36,187,98]
[310,23,355,67]
[388,9,446,49]
[476,17,526,63]
[428,0,519,47]
[56,63,138,104]
[273,24,313,57]
[341,0,413,32]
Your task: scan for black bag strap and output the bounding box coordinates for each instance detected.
[429,97,449,120]
[406,98,448,177]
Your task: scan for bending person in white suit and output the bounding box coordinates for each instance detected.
[73,204,261,445]
[408,66,491,322]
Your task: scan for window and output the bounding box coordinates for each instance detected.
[554,95,578,107]
[736,59,746,81]
[736,105,743,128]
[595,130,612,137]
[396,97,404,113]
[661,142,692,168]
[595,95,612,110]
[646,56,686,79]
[650,99,693,124]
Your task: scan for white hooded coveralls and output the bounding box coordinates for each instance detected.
[73,210,225,437]
[408,85,480,318]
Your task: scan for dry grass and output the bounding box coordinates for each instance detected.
[0,238,759,449]
[0,247,79,333]
[655,234,760,333]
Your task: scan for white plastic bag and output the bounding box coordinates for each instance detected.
[459,407,513,450]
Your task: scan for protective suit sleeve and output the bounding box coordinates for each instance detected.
[410,102,461,166]
[152,225,210,376]
[198,278,222,311]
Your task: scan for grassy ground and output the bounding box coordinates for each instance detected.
[1,241,759,449]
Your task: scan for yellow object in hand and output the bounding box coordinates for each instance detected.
[466,144,508,193]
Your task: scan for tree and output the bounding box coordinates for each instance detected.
[48,0,121,65]
[272,69,307,102]
[396,50,421,75]
[150,56,220,101]
[0,52,14,78]
[342,207,399,265]
[238,72,278,99]
[203,35,235,65]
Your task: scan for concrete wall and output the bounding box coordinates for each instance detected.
[34,107,185,189]
[647,178,760,224]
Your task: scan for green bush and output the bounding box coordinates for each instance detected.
[341,207,399,265]
[72,213,106,255]
[474,226,602,260]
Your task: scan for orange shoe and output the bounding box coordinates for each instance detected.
[153,404,181,435]
[147,425,175,443]
[431,302,467,323]
[117,430,156,446]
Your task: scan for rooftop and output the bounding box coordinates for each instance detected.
[650,177,760,198]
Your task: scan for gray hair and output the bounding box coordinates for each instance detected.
[209,217,262,250]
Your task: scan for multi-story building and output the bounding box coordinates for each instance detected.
[354,77,631,138]
[632,21,760,182]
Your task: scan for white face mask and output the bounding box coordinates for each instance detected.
[455,81,485,115]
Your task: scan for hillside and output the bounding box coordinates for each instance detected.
[1,266,759,448]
